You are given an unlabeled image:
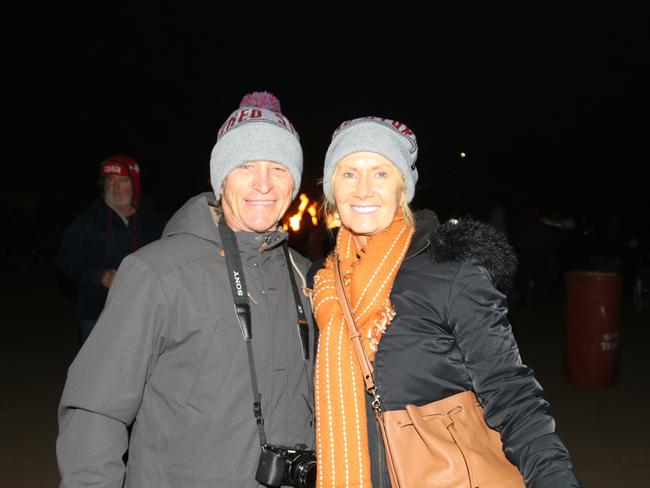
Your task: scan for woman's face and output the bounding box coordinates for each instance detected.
[332,151,405,248]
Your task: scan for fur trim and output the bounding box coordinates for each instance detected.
[429,218,518,293]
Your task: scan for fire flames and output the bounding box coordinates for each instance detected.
[283,193,341,231]
[326,212,341,229]
[284,193,318,232]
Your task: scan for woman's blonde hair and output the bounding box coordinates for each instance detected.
[321,164,414,230]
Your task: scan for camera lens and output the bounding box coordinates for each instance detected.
[288,453,316,488]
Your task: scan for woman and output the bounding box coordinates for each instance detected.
[309,117,581,487]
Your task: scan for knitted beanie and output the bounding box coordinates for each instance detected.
[323,116,418,203]
[210,91,303,199]
[99,154,141,207]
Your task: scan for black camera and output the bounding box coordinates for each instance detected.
[255,443,316,488]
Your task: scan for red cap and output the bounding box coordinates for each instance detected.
[100,154,141,206]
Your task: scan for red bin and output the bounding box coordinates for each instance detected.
[564,271,622,386]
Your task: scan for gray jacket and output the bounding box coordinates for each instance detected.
[57,193,316,488]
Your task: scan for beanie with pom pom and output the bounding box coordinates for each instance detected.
[210,91,303,199]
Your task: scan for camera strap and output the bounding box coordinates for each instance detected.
[218,215,310,447]
[280,244,310,361]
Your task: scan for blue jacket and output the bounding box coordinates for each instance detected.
[56,197,166,320]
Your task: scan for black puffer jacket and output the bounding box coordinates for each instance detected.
[308,210,581,488]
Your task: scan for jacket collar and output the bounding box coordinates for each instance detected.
[405,209,440,260]
[232,227,288,253]
[404,208,517,293]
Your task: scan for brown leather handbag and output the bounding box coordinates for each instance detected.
[333,258,526,488]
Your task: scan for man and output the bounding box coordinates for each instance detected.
[57,92,315,487]
[56,154,166,342]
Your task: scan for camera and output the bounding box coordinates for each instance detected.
[255,443,316,488]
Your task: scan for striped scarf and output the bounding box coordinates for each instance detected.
[312,213,413,487]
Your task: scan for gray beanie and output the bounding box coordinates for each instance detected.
[323,116,418,203]
[210,91,303,199]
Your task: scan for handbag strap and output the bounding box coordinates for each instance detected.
[333,256,383,412]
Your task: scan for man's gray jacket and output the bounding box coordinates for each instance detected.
[57,193,316,487]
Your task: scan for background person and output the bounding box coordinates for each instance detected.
[56,154,166,342]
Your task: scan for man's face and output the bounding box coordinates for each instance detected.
[104,174,133,208]
[221,160,294,233]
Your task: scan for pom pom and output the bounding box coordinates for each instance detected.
[239,91,282,113]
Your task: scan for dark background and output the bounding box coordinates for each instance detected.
[2,2,649,267]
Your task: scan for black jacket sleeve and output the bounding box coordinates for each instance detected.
[448,260,581,488]
[56,212,105,286]
[306,257,327,290]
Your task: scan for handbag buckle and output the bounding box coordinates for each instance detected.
[369,386,382,413]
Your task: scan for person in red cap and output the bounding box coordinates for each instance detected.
[101,153,141,218]
[56,154,166,343]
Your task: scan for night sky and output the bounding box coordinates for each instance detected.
[4,2,649,229]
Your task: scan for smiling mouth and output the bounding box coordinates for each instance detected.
[351,205,380,214]
[246,200,276,206]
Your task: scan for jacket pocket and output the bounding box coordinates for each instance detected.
[184,316,243,416]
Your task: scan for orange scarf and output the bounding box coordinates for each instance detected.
[313,213,413,487]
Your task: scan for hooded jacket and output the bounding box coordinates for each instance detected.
[57,193,316,488]
[308,210,581,488]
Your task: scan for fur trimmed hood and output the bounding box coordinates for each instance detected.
[411,209,518,293]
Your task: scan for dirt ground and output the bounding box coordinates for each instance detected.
[2,267,648,487]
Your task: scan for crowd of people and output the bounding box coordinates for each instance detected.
[478,203,646,306]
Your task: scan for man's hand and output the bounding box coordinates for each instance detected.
[100,269,117,288]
